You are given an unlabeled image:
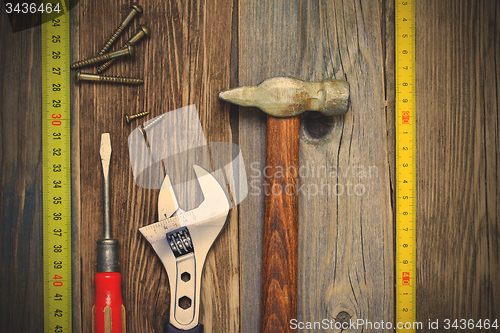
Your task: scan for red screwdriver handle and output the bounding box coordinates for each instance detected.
[93,272,126,333]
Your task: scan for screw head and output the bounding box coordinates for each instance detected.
[125,115,130,123]
[131,3,143,13]
[140,24,150,36]
[74,70,81,83]
[126,43,136,56]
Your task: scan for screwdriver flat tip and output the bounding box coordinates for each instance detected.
[100,133,112,160]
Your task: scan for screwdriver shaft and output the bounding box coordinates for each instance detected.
[100,133,112,239]
[95,133,125,333]
[103,168,111,239]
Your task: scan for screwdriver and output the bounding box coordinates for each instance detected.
[93,133,126,333]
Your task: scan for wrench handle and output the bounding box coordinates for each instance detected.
[260,115,299,332]
[165,323,203,333]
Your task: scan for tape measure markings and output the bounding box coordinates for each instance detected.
[42,4,72,333]
[395,0,416,331]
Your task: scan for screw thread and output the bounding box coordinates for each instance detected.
[98,26,125,55]
[71,47,131,69]
[126,111,150,123]
[100,76,143,85]
[132,111,149,118]
[71,54,108,69]
[97,59,117,74]
[98,28,149,73]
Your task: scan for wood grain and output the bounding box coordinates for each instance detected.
[0,9,44,332]
[297,1,394,331]
[237,0,303,330]
[77,1,237,332]
[1,1,500,332]
[415,0,500,326]
[238,1,393,332]
[260,115,300,332]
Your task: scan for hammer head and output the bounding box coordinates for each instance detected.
[219,77,350,117]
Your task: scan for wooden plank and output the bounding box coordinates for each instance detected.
[238,1,393,331]
[1,2,499,332]
[77,1,237,332]
[297,1,393,331]
[0,10,44,333]
[384,0,396,221]
[237,0,300,330]
[238,106,267,331]
[415,0,500,324]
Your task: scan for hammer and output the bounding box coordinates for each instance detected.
[219,77,350,332]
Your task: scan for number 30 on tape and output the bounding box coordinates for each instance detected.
[42,3,72,333]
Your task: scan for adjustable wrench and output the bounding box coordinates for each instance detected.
[139,165,230,333]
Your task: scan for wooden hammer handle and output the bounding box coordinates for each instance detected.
[260,115,300,333]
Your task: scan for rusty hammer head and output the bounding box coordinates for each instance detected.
[218,77,350,117]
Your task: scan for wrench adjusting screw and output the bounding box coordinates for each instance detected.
[166,227,194,257]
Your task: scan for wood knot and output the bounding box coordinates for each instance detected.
[335,311,351,329]
[303,112,334,139]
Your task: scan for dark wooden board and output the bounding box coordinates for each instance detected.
[1,1,500,332]
[415,0,500,327]
[0,9,44,333]
[76,1,237,332]
[238,1,393,332]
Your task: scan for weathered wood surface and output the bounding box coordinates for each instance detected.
[1,1,500,333]
[76,1,237,333]
[415,0,500,327]
[238,1,393,332]
[0,10,44,333]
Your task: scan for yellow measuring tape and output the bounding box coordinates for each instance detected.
[395,0,416,331]
[42,2,72,333]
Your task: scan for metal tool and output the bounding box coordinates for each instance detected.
[94,133,126,333]
[219,76,350,331]
[139,166,230,332]
[219,77,349,117]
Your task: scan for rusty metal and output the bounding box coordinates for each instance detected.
[219,77,350,117]
[71,44,135,69]
[97,25,150,74]
[74,70,143,85]
[98,3,143,55]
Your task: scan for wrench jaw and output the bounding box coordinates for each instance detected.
[139,165,230,331]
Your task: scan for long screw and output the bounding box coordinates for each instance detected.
[74,70,143,85]
[97,25,150,74]
[125,111,150,122]
[98,3,143,55]
[71,44,135,69]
